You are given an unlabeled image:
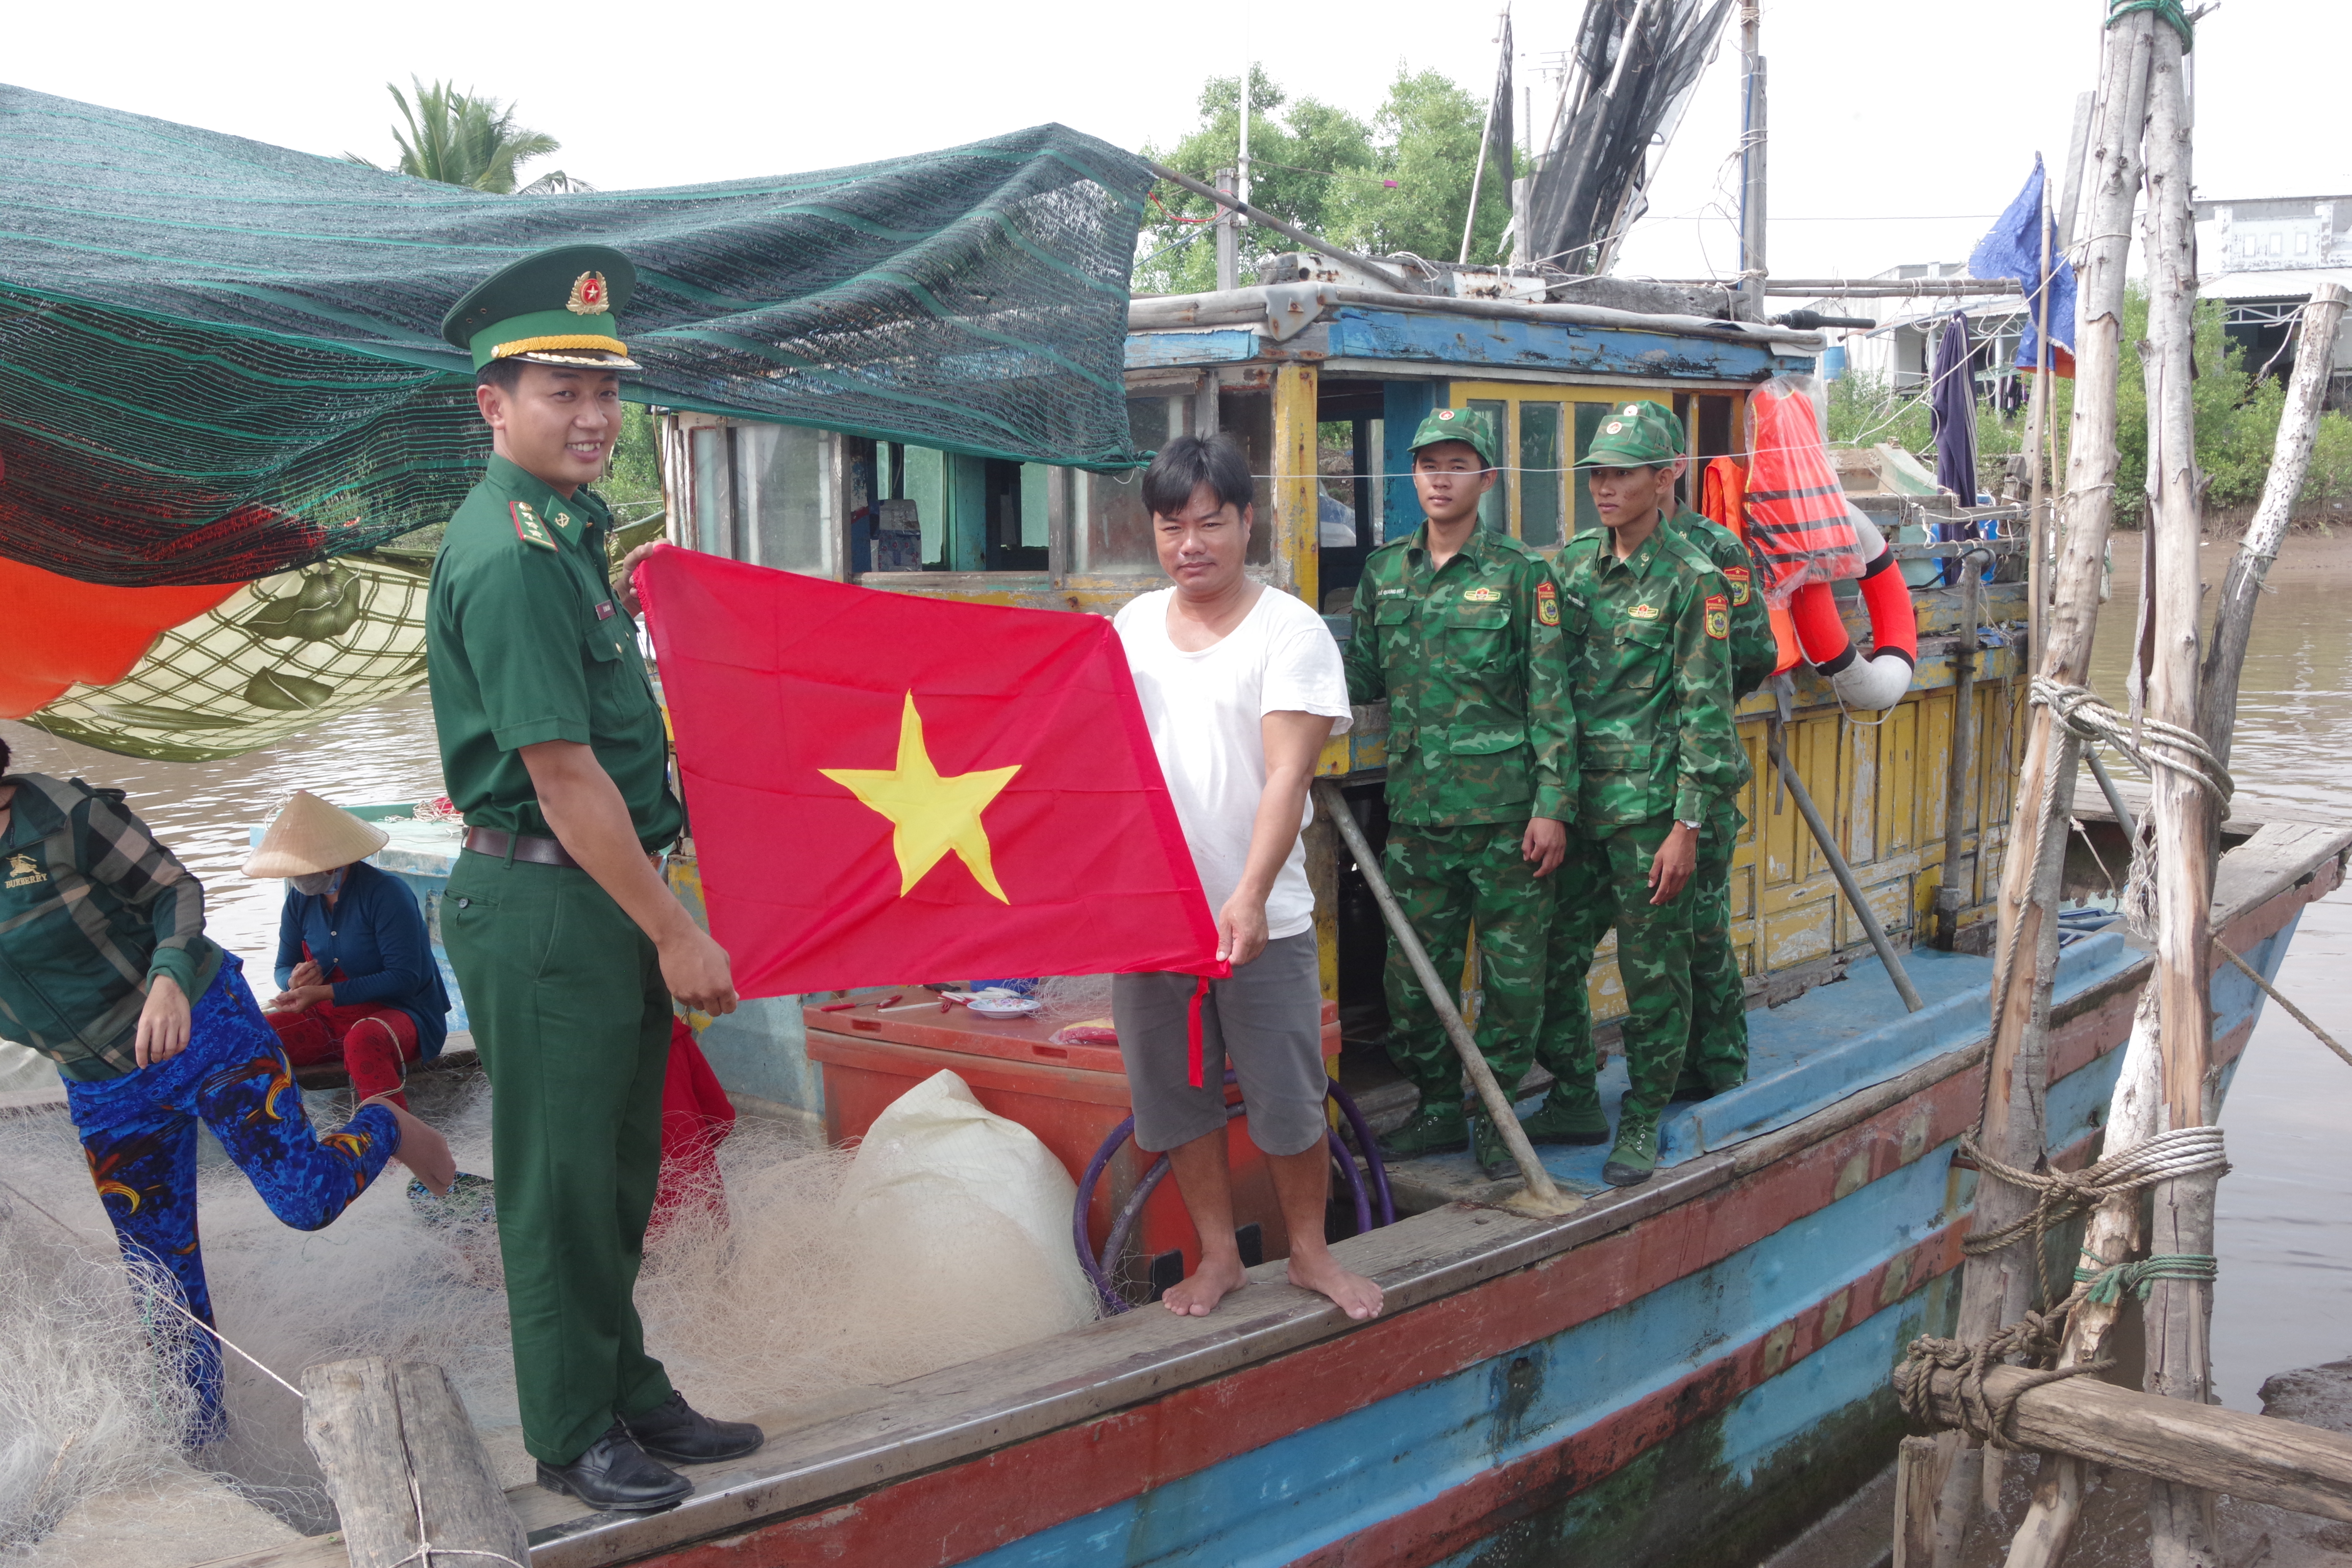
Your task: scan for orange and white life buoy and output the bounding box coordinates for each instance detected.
[1788,523,1918,710]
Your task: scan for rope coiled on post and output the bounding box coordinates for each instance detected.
[2029,677,2234,935]
[2074,1253,2218,1305]
[2107,0,2194,50]
[1895,1311,2115,1449]
[1957,1124,2228,1304]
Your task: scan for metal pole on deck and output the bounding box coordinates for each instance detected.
[1768,733,1926,1013]
[2024,174,2054,669]
[1312,781,1576,1214]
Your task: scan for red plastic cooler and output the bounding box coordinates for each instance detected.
[803,990,1341,1300]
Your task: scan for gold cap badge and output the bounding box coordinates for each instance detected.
[566,271,610,316]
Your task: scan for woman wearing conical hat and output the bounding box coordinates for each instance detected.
[0,737,455,1442]
[246,791,451,1109]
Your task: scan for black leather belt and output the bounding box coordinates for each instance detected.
[462,827,580,869]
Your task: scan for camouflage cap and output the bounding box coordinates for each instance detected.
[1575,400,1684,468]
[1407,406,1498,468]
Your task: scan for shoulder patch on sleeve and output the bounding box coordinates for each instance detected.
[510,501,558,551]
[1535,579,1560,625]
[1723,564,1752,606]
[1704,593,1730,641]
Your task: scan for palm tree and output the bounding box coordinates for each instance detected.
[346,78,590,194]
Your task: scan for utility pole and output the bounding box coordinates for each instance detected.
[1235,61,1252,287]
[1215,167,1239,292]
[1738,1,1767,319]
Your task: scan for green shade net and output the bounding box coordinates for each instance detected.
[0,84,1152,588]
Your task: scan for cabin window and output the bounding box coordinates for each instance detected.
[866,443,1055,574]
[1518,402,1564,547]
[1467,398,1510,535]
[1074,393,1191,573]
[686,422,834,575]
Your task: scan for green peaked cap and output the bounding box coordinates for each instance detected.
[1406,406,1498,468]
[440,244,641,372]
[1575,400,1684,468]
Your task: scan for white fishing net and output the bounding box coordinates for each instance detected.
[0,1070,1097,1562]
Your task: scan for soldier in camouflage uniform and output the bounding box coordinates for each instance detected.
[1344,407,1575,1171]
[1538,402,1744,1186]
[1656,413,1775,1101]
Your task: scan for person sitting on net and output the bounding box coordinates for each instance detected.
[249,791,451,1111]
[0,738,455,1441]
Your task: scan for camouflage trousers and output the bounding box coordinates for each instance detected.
[1380,822,1554,1105]
[1685,804,1751,1093]
[1538,812,1696,1122]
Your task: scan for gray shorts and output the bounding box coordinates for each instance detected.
[1112,930,1328,1157]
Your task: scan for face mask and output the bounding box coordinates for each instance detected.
[291,868,344,897]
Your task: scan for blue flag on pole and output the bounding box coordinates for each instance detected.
[1969,156,2077,377]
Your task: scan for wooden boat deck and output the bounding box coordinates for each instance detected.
[209,814,2351,1568]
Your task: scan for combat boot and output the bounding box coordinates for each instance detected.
[1602,1111,1661,1187]
[1379,1099,1469,1159]
[1469,1109,1515,1179]
[1519,1085,1609,1145]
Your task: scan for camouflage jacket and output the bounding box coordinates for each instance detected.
[1343,525,1576,826]
[1664,509,1777,698]
[1556,524,1745,832]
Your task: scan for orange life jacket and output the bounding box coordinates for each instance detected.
[1743,379,1861,598]
[1702,453,1800,674]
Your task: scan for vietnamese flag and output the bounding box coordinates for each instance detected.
[637,544,1223,998]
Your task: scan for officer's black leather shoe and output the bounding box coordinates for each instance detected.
[623,1390,766,1465]
[535,1422,692,1512]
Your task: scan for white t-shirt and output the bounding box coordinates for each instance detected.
[1114,585,1353,941]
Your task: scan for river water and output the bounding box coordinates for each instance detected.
[3,536,2348,1416]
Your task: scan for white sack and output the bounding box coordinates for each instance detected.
[838,1070,1097,1333]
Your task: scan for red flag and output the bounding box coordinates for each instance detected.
[638,545,1224,1000]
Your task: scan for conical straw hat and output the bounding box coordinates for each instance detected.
[242,791,391,878]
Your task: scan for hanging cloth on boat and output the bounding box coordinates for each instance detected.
[1969,155,2078,379]
[1928,313,1982,586]
[0,85,1153,589]
[1740,377,1868,606]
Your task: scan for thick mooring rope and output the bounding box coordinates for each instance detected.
[1957,1124,2229,1305]
[1895,1311,2115,1449]
[2075,1253,2218,1305]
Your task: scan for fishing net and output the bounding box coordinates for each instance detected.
[0,85,1152,589]
[0,1074,1096,1562]
[18,554,433,764]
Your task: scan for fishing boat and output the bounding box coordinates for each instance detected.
[191,278,2349,1568]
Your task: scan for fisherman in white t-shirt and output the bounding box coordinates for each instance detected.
[1111,434,1383,1322]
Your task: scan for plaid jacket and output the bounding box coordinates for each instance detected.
[0,773,221,1081]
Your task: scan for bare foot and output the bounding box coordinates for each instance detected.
[1288,1246,1383,1321]
[1161,1251,1248,1317]
[362,1096,456,1196]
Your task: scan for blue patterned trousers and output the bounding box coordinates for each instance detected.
[65,953,400,1437]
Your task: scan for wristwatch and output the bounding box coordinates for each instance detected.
[1675,817,1703,832]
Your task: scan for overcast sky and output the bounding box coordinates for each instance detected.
[10,0,2345,283]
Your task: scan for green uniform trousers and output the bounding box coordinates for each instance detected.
[1538,812,1697,1122]
[444,852,675,1465]
[1381,822,1553,1105]
[1685,804,1751,1094]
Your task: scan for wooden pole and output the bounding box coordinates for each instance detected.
[1895,1435,1948,1568]
[2023,170,2055,672]
[2001,989,2162,1568]
[1931,15,2158,1561]
[1934,556,1983,949]
[2198,280,2351,766]
[1313,780,1575,1214]
[1738,1,1766,317]
[1900,1358,2352,1524]
[303,1357,531,1568]
[2138,30,2224,1568]
[1146,161,1414,295]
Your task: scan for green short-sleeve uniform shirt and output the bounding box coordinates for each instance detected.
[427,455,684,850]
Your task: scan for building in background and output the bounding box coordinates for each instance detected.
[2195,194,2352,406]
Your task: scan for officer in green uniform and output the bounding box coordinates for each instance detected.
[1343,407,1575,1172]
[427,246,762,1512]
[1540,401,1745,1186]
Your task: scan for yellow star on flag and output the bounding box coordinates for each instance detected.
[821,693,1022,904]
